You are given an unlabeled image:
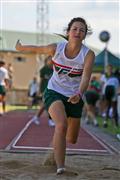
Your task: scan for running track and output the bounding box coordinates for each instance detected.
[0,110,116,155]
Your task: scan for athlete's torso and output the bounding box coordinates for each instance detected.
[48,41,90,97]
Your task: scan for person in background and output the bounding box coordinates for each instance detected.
[31,55,55,127]
[116,86,120,140]
[0,60,10,115]
[99,64,113,119]
[114,69,120,140]
[84,76,101,126]
[27,76,39,109]
[7,63,14,89]
[103,69,120,128]
[115,69,120,126]
[16,17,95,175]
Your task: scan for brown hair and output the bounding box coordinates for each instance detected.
[56,17,92,41]
[66,17,88,35]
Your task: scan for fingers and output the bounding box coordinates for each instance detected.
[67,95,80,104]
[67,96,72,102]
[67,98,76,104]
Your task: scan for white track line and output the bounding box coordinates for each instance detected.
[12,145,108,153]
[11,119,111,154]
[85,128,119,154]
[82,128,114,154]
[12,119,33,148]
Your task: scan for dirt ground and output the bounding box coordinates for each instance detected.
[0,151,120,180]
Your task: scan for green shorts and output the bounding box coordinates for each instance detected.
[0,85,6,96]
[43,88,84,118]
[105,85,115,101]
[85,90,99,106]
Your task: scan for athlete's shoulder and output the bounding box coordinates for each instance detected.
[53,41,66,56]
[56,41,67,48]
[84,45,95,56]
[49,42,66,54]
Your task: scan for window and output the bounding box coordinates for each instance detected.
[14,56,26,62]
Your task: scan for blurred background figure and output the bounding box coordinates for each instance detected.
[99,64,113,119]
[39,56,53,96]
[31,56,55,127]
[115,69,120,126]
[0,61,10,115]
[102,68,120,128]
[116,84,120,140]
[7,63,14,89]
[27,76,39,109]
[84,76,101,127]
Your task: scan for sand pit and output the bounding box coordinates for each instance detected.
[0,152,120,180]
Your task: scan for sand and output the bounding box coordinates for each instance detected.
[0,151,120,180]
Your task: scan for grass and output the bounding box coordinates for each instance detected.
[6,105,28,112]
[97,116,120,135]
[5,104,39,112]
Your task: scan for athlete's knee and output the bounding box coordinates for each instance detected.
[55,122,67,135]
[66,137,77,144]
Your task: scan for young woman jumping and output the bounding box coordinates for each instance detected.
[16,17,95,175]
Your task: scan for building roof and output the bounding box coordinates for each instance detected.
[0,30,99,54]
[0,30,63,51]
[95,49,120,67]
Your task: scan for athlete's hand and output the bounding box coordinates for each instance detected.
[67,94,80,104]
[15,40,22,51]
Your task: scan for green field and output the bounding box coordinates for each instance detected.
[5,105,39,112]
[6,105,28,111]
[97,116,120,135]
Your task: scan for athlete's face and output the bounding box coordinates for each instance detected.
[67,21,86,41]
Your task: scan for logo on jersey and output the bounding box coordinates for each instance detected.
[52,60,83,77]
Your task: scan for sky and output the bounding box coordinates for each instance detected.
[0,0,120,55]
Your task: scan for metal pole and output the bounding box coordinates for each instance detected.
[104,42,108,73]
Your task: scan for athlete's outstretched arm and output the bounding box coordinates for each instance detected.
[15,40,56,56]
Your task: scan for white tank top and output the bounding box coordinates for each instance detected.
[0,67,9,85]
[48,41,90,97]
